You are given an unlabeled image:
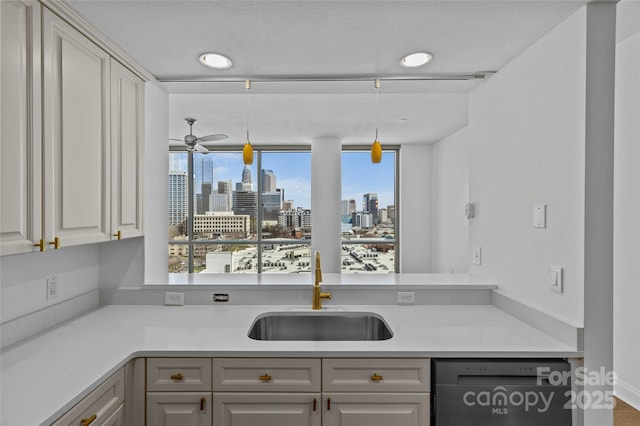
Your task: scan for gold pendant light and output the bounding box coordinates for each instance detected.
[371,78,382,163]
[243,79,254,165]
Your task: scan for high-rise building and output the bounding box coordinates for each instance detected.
[262,169,277,192]
[169,170,188,225]
[282,200,295,211]
[193,212,251,239]
[352,211,373,229]
[387,205,395,223]
[210,193,231,212]
[241,166,253,191]
[233,191,257,225]
[363,193,379,224]
[341,199,356,215]
[216,180,233,212]
[278,208,311,229]
[198,182,212,214]
[262,191,283,221]
[379,208,388,223]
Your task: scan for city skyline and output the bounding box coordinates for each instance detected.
[169,150,395,209]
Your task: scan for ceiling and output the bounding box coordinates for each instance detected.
[68,0,614,146]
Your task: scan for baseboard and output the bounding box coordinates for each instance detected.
[615,378,640,411]
[0,290,99,349]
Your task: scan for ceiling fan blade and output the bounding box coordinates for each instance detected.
[194,144,210,154]
[199,134,228,142]
[169,138,184,142]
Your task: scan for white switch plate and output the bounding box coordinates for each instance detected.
[165,292,185,306]
[549,265,563,293]
[472,247,482,265]
[534,204,547,228]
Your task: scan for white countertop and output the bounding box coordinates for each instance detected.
[0,304,580,426]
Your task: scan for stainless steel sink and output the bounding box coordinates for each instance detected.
[248,312,393,341]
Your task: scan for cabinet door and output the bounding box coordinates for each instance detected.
[322,393,429,426]
[0,0,41,256]
[213,393,321,426]
[42,8,111,248]
[147,392,212,426]
[100,403,124,426]
[110,59,144,239]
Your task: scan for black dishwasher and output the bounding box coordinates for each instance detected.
[432,358,572,426]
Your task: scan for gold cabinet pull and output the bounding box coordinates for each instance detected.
[327,397,331,411]
[200,397,206,411]
[313,398,317,412]
[170,372,184,380]
[80,414,97,426]
[34,239,46,252]
[259,373,272,382]
[371,373,384,382]
[48,237,60,249]
[113,230,122,240]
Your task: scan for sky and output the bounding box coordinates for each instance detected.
[169,150,395,210]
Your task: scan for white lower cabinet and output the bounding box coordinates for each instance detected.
[213,393,321,426]
[52,367,125,426]
[143,357,430,426]
[322,393,429,426]
[147,392,212,426]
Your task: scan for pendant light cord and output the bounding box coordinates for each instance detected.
[375,78,380,141]
[245,79,251,142]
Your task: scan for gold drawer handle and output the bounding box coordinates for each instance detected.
[371,373,384,382]
[34,239,46,252]
[113,230,122,240]
[170,372,184,381]
[49,237,60,250]
[259,373,272,382]
[80,414,97,426]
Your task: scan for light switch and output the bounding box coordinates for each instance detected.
[472,247,482,265]
[534,204,546,228]
[549,265,563,293]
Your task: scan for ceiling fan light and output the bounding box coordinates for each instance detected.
[199,53,233,69]
[400,52,433,67]
[243,141,254,165]
[371,140,382,163]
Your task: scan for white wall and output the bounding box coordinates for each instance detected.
[467,9,587,325]
[613,31,640,409]
[0,245,100,347]
[432,127,469,273]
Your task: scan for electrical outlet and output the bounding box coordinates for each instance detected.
[46,276,59,300]
[397,291,415,305]
[164,292,185,306]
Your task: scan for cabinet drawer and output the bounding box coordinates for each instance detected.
[322,359,429,392]
[147,358,212,391]
[53,368,124,426]
[213,358,321,392]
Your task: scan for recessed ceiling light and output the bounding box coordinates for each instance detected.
[400,52,433,68]
[199,53,233,69]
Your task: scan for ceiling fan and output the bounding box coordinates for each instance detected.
[169,118,228,153]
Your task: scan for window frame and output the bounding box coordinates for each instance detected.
[340,145,400,273]
[168,145,312,274]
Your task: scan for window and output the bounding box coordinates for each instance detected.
[341,149,398,273]
[168,148,311,274]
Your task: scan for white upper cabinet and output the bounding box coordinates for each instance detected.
[1,5,146,255]
[0,0,42,256]
[110,59,144,240]
[42,7,112,247]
